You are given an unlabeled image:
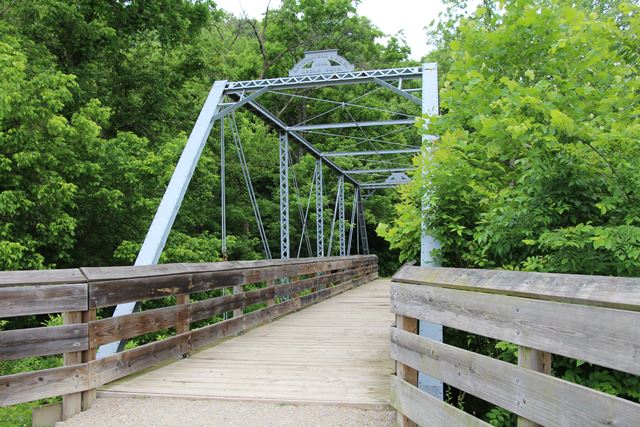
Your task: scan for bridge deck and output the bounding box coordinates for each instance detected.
[101,278,394,408]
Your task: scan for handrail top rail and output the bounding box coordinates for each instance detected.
[0,255,376,287]
[392,265,640,311]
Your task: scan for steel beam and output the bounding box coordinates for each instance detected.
[419,62,443,400]
[279,132,290,259]
[372,77,421,105]
[289,119,414,132]
[221,117,226,260]
[227,96,359,187]
[321,148,420,157]
[224,67,422,93]
[97,80,227,359]
[344,167,413,174]
[338,175,345,257]
[316,159,324,257]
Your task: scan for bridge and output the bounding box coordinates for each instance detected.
[1,51,639,427]
[2,258,640,426]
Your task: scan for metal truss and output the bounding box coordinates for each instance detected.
[321,148,420,157]
[344,167,412,174]
[101,59,439,359]
[279,132,289,259]
[338,175,346,256]
[224,67,422,93]
[315,159,324,257]
[289,119,415,132]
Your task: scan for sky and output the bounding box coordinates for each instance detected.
[214,0,480,60]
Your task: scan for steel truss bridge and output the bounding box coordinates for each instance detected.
[97,51,441,380]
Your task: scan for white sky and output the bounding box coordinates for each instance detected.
[215,0,481,60]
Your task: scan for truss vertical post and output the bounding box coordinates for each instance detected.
[279,132,290,259]
[338,175,345,257]
[97,80,227,359]
[221,116,227,260]
[355,187,369,255]
[419,62,443,400]
[316,159,324,257]
[347,189,357,255]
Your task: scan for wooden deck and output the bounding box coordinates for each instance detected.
[101,278,394,408]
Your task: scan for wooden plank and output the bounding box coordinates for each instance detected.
[101,278,393,407]
[189,287,274,324]
[393,265,640,311]
[81,309,97,411]
[90,334,190,386]
[175,294,190,335]
[32,401,63,427]
[391,283,640,376]
[395,315,418,427]
[390,328,640,427]
[0,364,89,406]
[0,324,88,360]
[0,268,85,287]
[517,346,551,427]
[62,311,83,420]
[80,256,376,281]
[0,283,88,317]
[232,286,243,318]
[391,376,490,427]
[88,258,376,307]
[89,304,189,347]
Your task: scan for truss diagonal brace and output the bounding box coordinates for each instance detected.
[372,77,421,105]
[97,80,228,359]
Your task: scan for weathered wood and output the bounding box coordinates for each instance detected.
[90,333,191,386]
[102,278,391,407]
[232,286,243,318]
[62,311,83,420]
[88,257,375,307]
[81,309,97,411]
[0,365,89,407]
[89,304,189,347]
[0,268,85,287]
[395,315,418,427]
[390,283,640,376]
[390,328,640,427]
[80,256,376,281]
[189,287,274,324]
[0,283,88,317]
[391,376,490,427]
[0,324,88,360]
[31,401,63,427]
[517,346,551,427]
[175,294,190,335]
[393,265,640,312]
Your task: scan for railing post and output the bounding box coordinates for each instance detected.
[62,311,83,420]
[517,346,552,427]
[81,308,96,411]
[395,314,418,427]
[233,285,243,317]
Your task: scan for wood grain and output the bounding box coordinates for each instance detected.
[0,283,88,317]
[0,269,85,287]
[391,376,490,427]
[393,265,640,311]
[0,364,89,407]
[517,346,551,427]
[391,283,640,376]
[390,328,640,427]
[395,315,418,427]
[0,324,88,360]
[101,278,393,407]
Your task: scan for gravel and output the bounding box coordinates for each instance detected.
[57,397,395,427]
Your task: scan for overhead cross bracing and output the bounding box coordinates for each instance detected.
[97,51,438,359]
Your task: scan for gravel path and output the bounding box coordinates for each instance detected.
[58,397,395,427]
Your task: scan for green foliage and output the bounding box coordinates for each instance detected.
[380,0,640,423]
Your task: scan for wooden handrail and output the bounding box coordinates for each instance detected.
[390,266,640,427]
[0,255,378,421]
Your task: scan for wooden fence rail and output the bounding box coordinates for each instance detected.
[0,255,377,420]
[390,266,640,427]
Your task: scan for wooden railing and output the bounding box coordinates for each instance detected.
[0,255,377,420]
[390,266,640,427]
